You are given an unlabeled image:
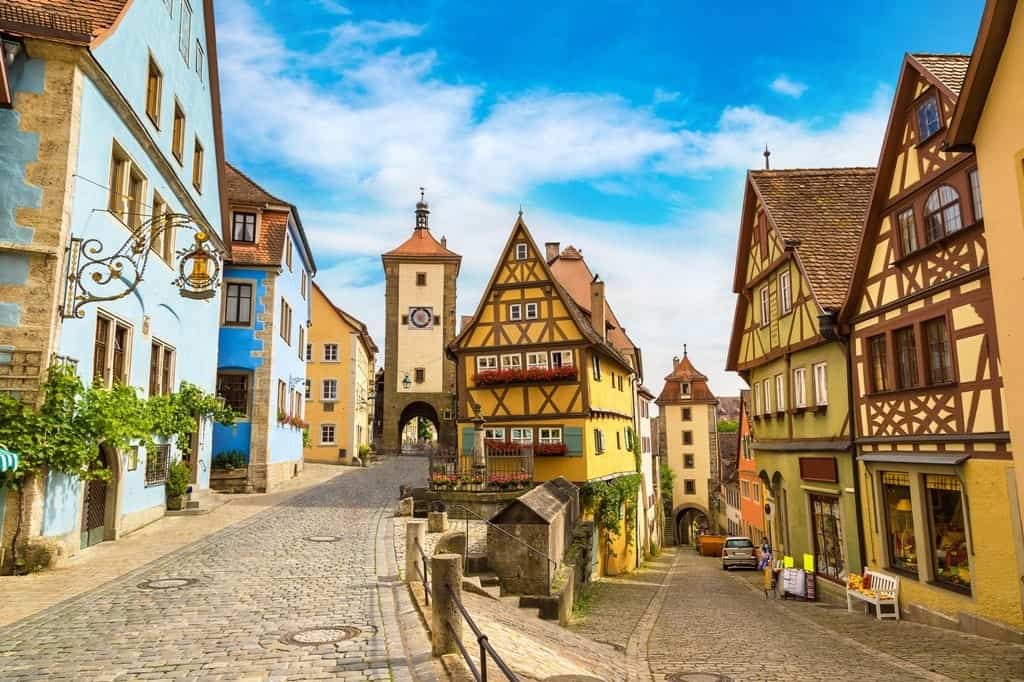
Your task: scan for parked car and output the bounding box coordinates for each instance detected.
[721,536,758,570]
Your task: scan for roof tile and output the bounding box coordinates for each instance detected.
[911,53,971,95]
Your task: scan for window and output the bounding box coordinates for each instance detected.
[684,479,696,495]
[753,385,761,415]
[414,367,425,384]
[300,271,307,300]
[741,481,750,497]
[882,471,917,575]
[217,373,249,416]
[924,317,953,385]
[509,304,522,321]
[868,334,890,392]
[968,168,983,221]
[763,378,772,414]
[146,444,170,486]
[322,379,338,401]
[145,56,162,126]
[172,103,185,163]
[501,354,522,370]
[810,494,847,582]
[550,350,574,368]
[304,379,311,400]
[684,453,694,468]
[683,431,693,445]
[753,484,761,502]
[594,429,605,453]
[924,185,962,243]
[813,363,828,406]
[616,431,622,449]
[916,95,942,140]
[179,0,192,63]
[277,380,287,418]
[526,352,548,370]
[320,424,336,445]
[775,374,785,412]
[515,243,528,260]
[790,366,806,409]
[525,302,539,319]
[232,211,256,242]
[297,325,305,360]
[323,401,335,412]
[93,312,131,388]
[279,299,292,344]
[897,208,918,255]
[108,144,147,229]
[682,407,691,421]
[148,340,175,396]
[484,427,506,441]
[539,427,562,444]
[591,354,601,380]
[305,344,312,362]
[150,192,173,264]
[476,355,498,372]
[778,271,792,315]
[416,272,427,286]
[285,234,293,271]
[323,344,339,362]
[925,475,970,593]
[224,282,253,326]
[192,138,204,191]
[894,326,919,389]
[681,382,690,397]
[195,40,204,83]
[760,286,771,326]
[511,428,533,444]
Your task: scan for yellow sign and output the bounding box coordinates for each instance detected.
[803,554,815,572]
[783,555,795,568]
[763,567,772,590]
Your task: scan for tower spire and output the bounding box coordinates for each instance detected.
[763,145,771,170]
[415,187,429,230]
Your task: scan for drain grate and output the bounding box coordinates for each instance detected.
[138,578,198,591]
[281,626,361,646]
[304,535,342,543]
[666,674,735,682]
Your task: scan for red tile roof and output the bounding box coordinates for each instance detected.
[0,0,129,43]
[384,228,460,258]
[657,353,716,404]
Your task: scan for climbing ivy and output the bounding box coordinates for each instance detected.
[627,426,641,473]
[580,473,642,559]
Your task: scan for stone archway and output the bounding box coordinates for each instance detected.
[672,503,710,546]
[398,401,440,452]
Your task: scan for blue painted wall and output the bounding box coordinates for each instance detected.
[40,471,79,537]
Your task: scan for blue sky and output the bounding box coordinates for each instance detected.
[216,0,983,395]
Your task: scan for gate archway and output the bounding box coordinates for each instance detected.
[398,402,440,452]
[672,504,710,546]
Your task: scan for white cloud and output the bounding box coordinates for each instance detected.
[653,87,681,105]
[770,74,808,98]
[316,0,351,16]
[216,0,892,397]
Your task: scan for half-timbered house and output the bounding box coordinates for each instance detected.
[840,53,1023,633]
[449,215,639,575]
[727,167,874,589]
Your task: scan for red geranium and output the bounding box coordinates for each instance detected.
[473,365,577,386]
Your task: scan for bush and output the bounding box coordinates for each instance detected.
[213,450,246,469]
[165,460,191,498]
[358,443,371,458]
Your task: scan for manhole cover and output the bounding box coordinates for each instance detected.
[666,674,734,682]
[138,578,198,590]
[281,626,361,646]
[305,535,342,543]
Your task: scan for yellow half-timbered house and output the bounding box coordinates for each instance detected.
[449,215,640,574]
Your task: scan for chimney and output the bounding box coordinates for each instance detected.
[590,278,606,342]
[441,236,447,248]
[672,356,680,369]
[545,242,560,262]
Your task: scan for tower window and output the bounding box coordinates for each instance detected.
[414,368,425,384]
[416,272,427,286]
[515,243,528,260]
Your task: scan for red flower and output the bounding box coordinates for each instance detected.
[473,366,577,386]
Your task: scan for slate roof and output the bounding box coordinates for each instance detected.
[0,0,128,42]
[750,167,875,311]
[911,53,971,95]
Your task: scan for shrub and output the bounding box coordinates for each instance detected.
[213,450,246,469]
[165,460,191,498]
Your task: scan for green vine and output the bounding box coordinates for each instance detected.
[580,473,642,560]
[627,426,641,472]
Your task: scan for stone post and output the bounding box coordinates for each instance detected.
[405,520,426,585]
[428,510,448,533]
[471,412,487,472]
[431,553,463,656]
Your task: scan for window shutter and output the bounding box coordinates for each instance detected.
[564,427,583,457]
[461,427,476,455]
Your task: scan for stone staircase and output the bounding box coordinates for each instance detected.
[464,566,561,621]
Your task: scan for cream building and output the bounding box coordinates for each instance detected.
[304,283,378,464]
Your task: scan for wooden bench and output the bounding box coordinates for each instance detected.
[846,569,900,620]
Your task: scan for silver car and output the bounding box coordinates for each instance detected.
[721,536,758,570]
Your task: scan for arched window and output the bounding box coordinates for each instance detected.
[924,185,962,243]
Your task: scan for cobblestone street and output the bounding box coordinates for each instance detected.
[0,457,430,681]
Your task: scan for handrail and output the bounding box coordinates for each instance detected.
[414,539,430,606]
[448,504,558,595]
[447,582,519,681]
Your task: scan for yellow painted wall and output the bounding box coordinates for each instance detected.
[971,5,1024,533]
[661,402,716,515]
[396,262,445,393]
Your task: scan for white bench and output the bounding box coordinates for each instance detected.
[846,569,900,620]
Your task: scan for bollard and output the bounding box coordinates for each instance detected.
[428,510,448,533]
[405,520,426,585]
[431,553,463,657]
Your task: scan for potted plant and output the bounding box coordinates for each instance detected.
[166,460,191,510]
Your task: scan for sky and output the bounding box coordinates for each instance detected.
[215,0,984,397]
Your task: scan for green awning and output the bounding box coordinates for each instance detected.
[0,447,19,472]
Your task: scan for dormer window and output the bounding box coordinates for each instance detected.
[232,211,256,242]
[681,382,691,397]
[915,95,942,141]
[515,243,528,260]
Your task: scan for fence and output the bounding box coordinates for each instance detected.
[428,447,533,493]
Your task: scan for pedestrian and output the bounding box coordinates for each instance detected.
[758,540,772,569]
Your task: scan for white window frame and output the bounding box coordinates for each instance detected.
[320,423,336,445]
[539,427,562,444]
[793,367,808,408]
[778,270,792,315]
[754,384,761,414]
[594,429,605,453]
[760,286,771,326]
[322,379,338,402]
[476,355,498,372]
[179,0,192,64]
[591,354,601,380]
[969,168,983,221]
[515,243,528,260]
[681,382,691,397]
[511,427,533,444]
[525,302,539,319]
[501,354,522,370]
[484,427,506,441]
[775,374,785,412]
[813,362,829,406]
[323,343,339,362]
[763,379,772,414]
[509,304,522,321]
[550,349,574,368]
[304,379,311,400]
[526,352,548,370]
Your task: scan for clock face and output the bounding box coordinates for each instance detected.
[409,307,434,329]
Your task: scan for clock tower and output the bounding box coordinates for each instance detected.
[380,194,461,454]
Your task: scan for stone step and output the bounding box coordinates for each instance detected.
[461,575,501,601]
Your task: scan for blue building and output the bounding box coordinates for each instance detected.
[0,0,228,568]
[211,164,316,492]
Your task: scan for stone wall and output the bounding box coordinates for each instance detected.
[247,275,276,492]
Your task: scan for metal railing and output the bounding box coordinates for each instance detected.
[413,538,430,606]
[447,582,519,681]
[428,448,533,492]
[449,504,558,596]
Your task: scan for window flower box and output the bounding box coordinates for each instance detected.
[473,366,577,386]
[535,443,568,456]
[485,439,527,455]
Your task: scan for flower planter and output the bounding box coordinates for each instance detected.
[473,366,578,386]
[166,494,185,511]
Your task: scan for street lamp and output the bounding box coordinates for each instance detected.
[402,374,412,389]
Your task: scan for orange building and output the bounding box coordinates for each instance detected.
[736,390,765,543]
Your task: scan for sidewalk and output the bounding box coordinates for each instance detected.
[0,462,351,627]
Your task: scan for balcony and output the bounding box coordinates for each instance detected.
[428,444,534,493]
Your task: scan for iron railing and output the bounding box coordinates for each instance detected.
[447,582,519,681]
[428,447,533,492]
[413,538,430,606]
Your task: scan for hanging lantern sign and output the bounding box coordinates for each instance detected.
[175,231,220,300]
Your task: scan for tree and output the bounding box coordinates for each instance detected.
[717,419,739,433]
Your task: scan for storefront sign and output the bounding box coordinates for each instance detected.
[799,457,838,483]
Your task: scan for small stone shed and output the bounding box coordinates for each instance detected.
[487,477,579,595]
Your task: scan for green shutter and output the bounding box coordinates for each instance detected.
[462,427,476,454]
[564,427,583,457]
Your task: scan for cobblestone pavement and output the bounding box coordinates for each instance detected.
[0,456,430,681]
[575,547,1024,681]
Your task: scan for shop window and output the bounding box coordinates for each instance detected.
[810,494,846,582]
[926,475,971,593]
[882,471,917,576]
